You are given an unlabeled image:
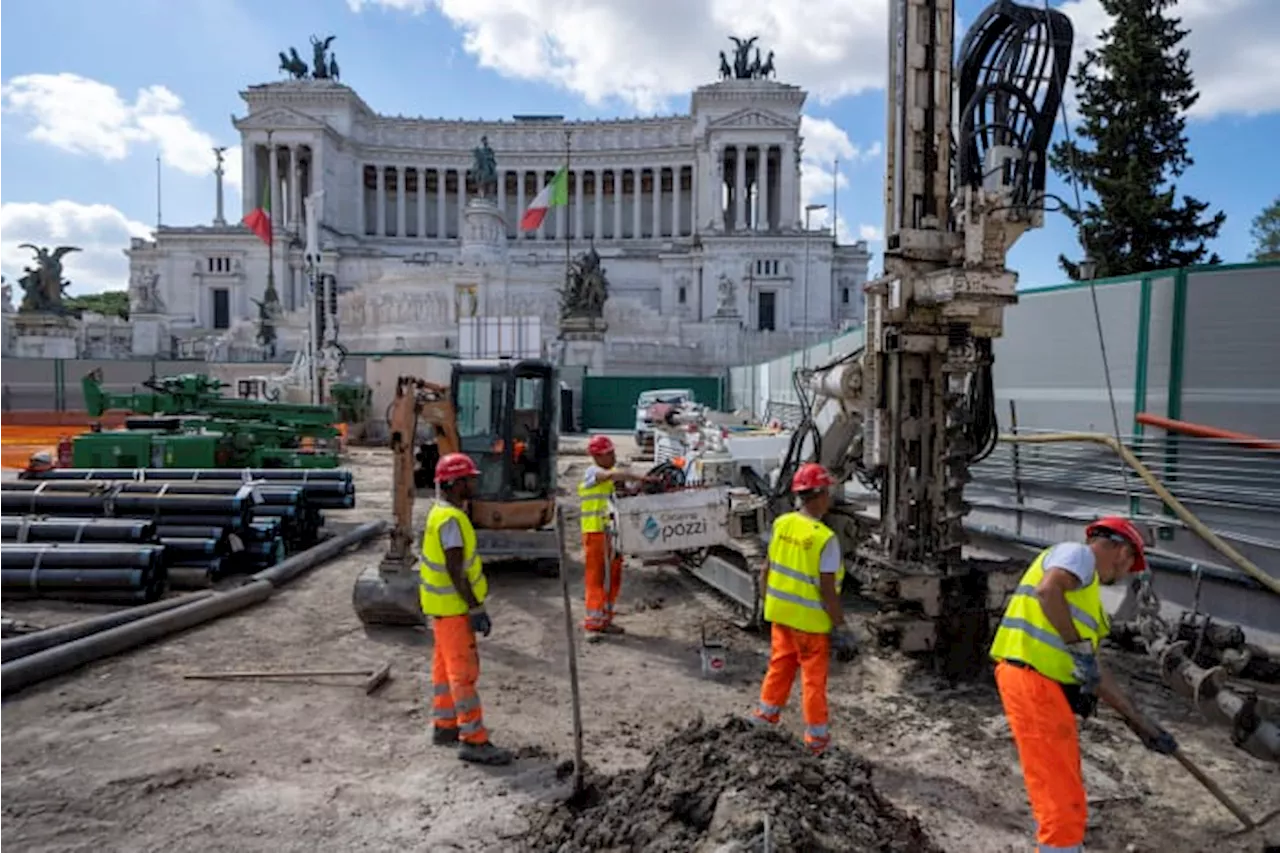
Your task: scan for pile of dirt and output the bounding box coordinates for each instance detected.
[523,716,943,853]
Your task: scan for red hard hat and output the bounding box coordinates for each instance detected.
[791,462,835,494]
[1086,516,1148,573]
[587,435,615,456]
[435,452,480,484]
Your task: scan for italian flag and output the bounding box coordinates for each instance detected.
[242,177,272,245]
[520,166,568,232]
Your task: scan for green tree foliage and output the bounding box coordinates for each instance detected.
[64,290,129,320]
[1249,197,1280,261]
[1049,0,1225,279]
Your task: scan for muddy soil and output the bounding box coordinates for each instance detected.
[2,442,1277,852]
[525,716,941,853]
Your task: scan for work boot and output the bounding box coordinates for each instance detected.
[432,727,459,746]
[459,741,513,766]
[600,623,626,635]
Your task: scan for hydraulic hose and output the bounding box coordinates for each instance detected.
[998,432,1280,597]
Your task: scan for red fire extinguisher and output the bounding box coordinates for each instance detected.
[56,436,73,468]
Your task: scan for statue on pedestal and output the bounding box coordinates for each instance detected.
[129,268,165,315]
[469,135,498,199]
[560,247,609,321]
[16,244,79,314]
[715,272,739,315]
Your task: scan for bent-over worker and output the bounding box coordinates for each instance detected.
[420,451,513,766]
[990,517,1178,852]
[18,450,55,480]
[578,435,649,636]
[752,463,854,754]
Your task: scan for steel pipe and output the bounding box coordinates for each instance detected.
[1,543,165,571]
[29,468,353,484]
[0,491,251,524]
[0,517,156,544]
[253,519,386,586]
[1,592,213,662]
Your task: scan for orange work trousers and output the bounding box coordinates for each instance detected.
[582,531,622,631]
[430,614,490,745]
[994,660,1086,852]
[753,622,832,752]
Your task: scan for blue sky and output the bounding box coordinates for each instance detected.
[3,0,1277,296]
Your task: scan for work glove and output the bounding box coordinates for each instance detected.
[831,628,858,663]
[1128,717,1179,755]
[1067,640,1101,694]
[469,607,492,638]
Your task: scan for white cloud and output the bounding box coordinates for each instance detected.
[797,116,878,244]
[349,0,887,113]
[858,224,884,242]
[1,73,241,190]
[349,0,1276,119]
[1059,0,1280,119]
[1,202,152,296]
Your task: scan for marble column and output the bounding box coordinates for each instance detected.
[417,167,428,238]
[375,165,387,237]
[269,145,281,227]
[734,146,747,231]
[457,170,467,238]
[437,168,447,238]
[672,166,682,238]
[396,166,407,237]
[632,168,643,239]
[516,170,526,240]
[356,163,366,235]
[757,145,770,232]
[497,169,507,236]
[593,168,603,240]
[780,142,795,230]
[243,144,258,217]
[574,169,584,240]
[652,167,662,238]
[613,170,622,239]
[537,171,548,241]
[312,144,325,226]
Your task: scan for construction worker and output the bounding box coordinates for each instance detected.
[752,462,855,754]
[990,517,1179,852]
[18,450,55,480]
[420,451,512,766]
[578,434,650,637]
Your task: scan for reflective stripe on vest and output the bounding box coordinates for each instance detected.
[762,512,843,634]
[419,502,487,617]
[989,547,1110,684]
[577,474,615,534]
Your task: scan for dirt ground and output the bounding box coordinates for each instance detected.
[3,440,1278,852]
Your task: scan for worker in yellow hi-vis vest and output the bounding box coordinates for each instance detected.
[420,452,512,766]
[578,434,652,638]
[751,462,855,754]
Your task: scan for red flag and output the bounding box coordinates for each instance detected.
[242,177,272,244]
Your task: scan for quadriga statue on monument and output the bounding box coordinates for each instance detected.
[16,244,79,314]
[560,247,608,321]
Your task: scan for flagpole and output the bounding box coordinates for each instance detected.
[832,156,839,246]
[564,130,572,286]
[156,154,163,231]
[266,130,277,308]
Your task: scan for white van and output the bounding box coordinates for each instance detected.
[634,388,696,451]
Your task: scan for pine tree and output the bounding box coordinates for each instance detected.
[1049,0,1225,279]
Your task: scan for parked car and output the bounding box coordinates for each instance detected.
[634,388,696,452]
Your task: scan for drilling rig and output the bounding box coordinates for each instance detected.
[678,0,1076,676]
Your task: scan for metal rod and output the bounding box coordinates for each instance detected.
[555,506,586,795]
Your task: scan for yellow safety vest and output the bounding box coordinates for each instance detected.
[763,512,844,634]
[577,471,615,534]
[989,547,1110,684]
[419,502,488,617]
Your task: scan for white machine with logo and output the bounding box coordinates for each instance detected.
[613,488,731,556]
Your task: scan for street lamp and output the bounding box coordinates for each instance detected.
[802,203,827,366]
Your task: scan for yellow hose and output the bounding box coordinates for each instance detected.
[998,432,1280,597]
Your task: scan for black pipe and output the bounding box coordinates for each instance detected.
[1,543,165,571]
[160,537,226,558]
[1,520,386,696]
[0,491,250,523]
[2,567,153,590]
[0,517,156,544]
[155,525,231,541]
[168,567,215,590]
[0,592,213,662]
[965,524,1260,588]
[153,514,245,529]
[29,468,353,484]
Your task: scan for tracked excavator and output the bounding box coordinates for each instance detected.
[353,358,560,625]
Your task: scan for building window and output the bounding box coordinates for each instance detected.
[754,259,781,277]
[207,256,232,274]
[678,286,687,304]
[212,288,230,330]
[842,287,849,304]
[757,291,776,332]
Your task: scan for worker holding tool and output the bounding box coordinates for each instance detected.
[751,462,853,754]
[420,451,512,766]
[990,516,1178,853]
[578,435,651,637]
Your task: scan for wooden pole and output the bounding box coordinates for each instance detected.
[555,505,585,795]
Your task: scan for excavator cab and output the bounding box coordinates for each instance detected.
[448,359,558,533]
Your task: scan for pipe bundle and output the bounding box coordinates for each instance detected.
[1,543,167,603]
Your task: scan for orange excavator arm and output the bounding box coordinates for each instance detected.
[386,376,457,562]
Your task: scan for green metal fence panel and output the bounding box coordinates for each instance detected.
[580,376,725,431]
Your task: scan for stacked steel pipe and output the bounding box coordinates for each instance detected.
[1,543,167,603]
[1,468,356,599]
